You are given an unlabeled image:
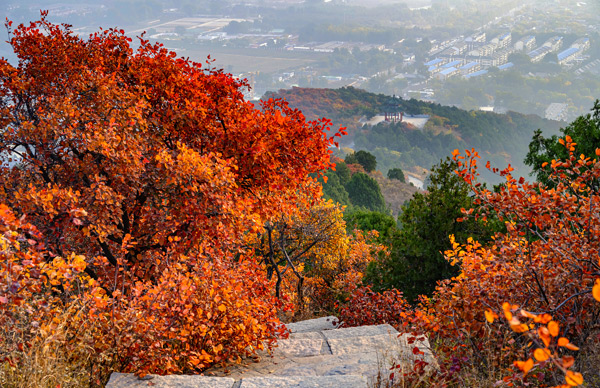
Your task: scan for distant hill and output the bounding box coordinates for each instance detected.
[265,87,563,183]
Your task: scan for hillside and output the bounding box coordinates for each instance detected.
[369,170,419,217]
[266,87,563,183]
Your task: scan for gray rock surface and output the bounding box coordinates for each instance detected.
[327,334,400,355]
[285,316,339,333]
[275,337,323,357]
[321,324,396,339]
[107,318,436,388]
[106,373,235,388]
[239,375,368,388]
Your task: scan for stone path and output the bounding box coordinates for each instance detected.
[106,316,436,388]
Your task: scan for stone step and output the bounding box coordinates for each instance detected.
[239,375,368,388]
[106,373,236,388]
[284,316,340,334]
[106,319,436,388]
[106,373,369,388]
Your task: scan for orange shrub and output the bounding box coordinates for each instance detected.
[417,144,600,386]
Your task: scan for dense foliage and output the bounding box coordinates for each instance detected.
[343,209,396,244]
[340,137,600,387]
[0,16,353,385]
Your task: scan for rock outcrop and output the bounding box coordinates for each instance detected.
[106,316,435,388]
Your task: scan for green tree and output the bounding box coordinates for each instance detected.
[355,150,377,172]
[344,209,396,243]
[334,160,352,186]
[345,173,387,213]
[344,152,358,165]
[320,171,351,207]
[365,157,496,302]
[387,167,405,182]
[525,100,600,186]
[345,150,377,172]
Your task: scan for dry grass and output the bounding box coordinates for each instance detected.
[370,171,420,217]
[0,301,112,388]
[578,332,600,388]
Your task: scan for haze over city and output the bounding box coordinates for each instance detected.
[3,0,599,121]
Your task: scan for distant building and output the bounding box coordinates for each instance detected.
[465,32,486,49]
[542,36,564,51]
[571,37,590,51]
[557,47,581,65]
[425,58,445,74]
[528,46,553,63]
[460,61,480,75]
[435,66,459,80]
[441,59,463,69]
[514,35,536,51]
[498,62,514,70]
[471,51,509,67]
[476,43,496,57]
[441,43,468,57]
[424,58,445,68]
[491,32,512,50]
[402,53,416,62]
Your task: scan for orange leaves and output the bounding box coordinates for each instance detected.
[533,348,551,362]
[514,358,534,375]
[111,255,285,375]
[557,337,580,351]
[497,303,584,386]
[485,309,498,323]
[565,371,584,386]
[593,279,600,302]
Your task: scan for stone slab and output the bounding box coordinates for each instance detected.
[321,324,398,340]
[285,316,339,333]
[276,352,381,377]
[289,331,325,340]
[327,334,400,355]
[106,373,235,388]
[275,338,323,357]
[239,375,368,388]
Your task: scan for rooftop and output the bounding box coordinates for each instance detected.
[460,61,479,70]
[465,69,489,79]
[424,58,444,67]
[442,60,462,68]
[498,62,514,70]
[557,47,580,61]
[439,67,458,75]
[528,46,552,58]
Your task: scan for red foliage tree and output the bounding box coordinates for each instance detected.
[0,15,342,381]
